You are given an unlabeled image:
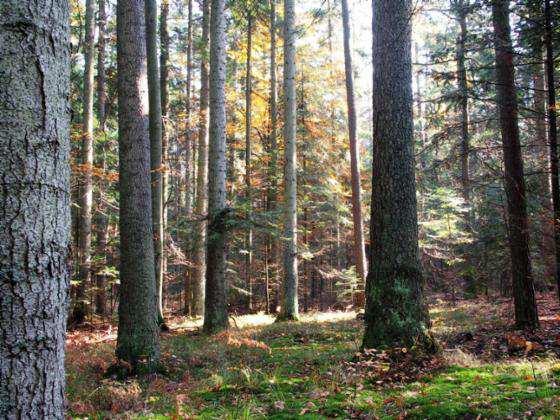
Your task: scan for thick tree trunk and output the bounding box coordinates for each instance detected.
[193,0,210,317]
[362,0,433,350]
[203,0,229,334]
[0,0,71,416]
[73,0,96,325]
[158,0,170,326]
[145,0,165,326]
[116,0,160,368]
[183,0,194,315]
[544,0,560,302]
[245,14,254,312]
[278,0,299,321]
[491,0,539,329]
[341,0,367,305]
[95,0,109,317]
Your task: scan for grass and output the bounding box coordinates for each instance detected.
[67,297,560,419]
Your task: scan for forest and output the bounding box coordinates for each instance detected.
[1,0,560,418]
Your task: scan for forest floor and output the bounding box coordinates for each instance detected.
[67,292,560,419]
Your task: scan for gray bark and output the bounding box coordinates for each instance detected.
[341,0,367,300]
[278,0,299,321]
[362,0,433,349]
[203,0,229,333]
[145,0,165,325]
[193,0,210,317]
[116,0,160,367]
[0,0,71,416]
[73,0,96,325]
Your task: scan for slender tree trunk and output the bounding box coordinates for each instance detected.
[159,0,170,325]
[278,0,299,321]
[203,0,229,334]
[491,0,539,329]
[456,0,471,216]
[0,1,71,416]
[116,0,160,368]
[341,0,367,306]
[363,0,433,350]
[183,0,194,315]
[73,0,96,325]
[95,0,109,317]
[145,0,165,326]
[193,0,210,317]
[245,13,254,311]
[544,0,560,302]
[267,0,279,314]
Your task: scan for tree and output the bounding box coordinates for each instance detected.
[341,0,367,304]
[203,0,229,333]
[183,0,194,315]
[245,8,254,311]
[160,0,170,321]
[0,0,71,416]
[72,0,96,325]
[193,0,211,317]
[145,0,165,325]
[278,0,299,321]
[544,0,560,301]
[362,0,433,349]
[491,0,539,329]
[267,0,279,313]
[95,0,110,316]
[115,0,160,369]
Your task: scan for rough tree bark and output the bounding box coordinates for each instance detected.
[192,0,211,317]
[203,0,229,334]
[0,0,71,416]
[72,0,96,325]
[145,0,165,326]
[278,0,299,321]
[362,0,434,350]
[116,0,160,368]
[491,0,539,329]
[341,0,367,303]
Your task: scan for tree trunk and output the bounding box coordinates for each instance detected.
[203,0,229,334]
[341,0,367,306]
[267,0,279,314]
[278,0,299,321]
[95,0,109,317]
[362,0,433,350]
[245,13,254,312]
[193,0,210,317]
[72,0,96,325]
[455,0,471,219]
[116,0,160,368]
[0,0,71,416]
[544,0,560,302]
[183,0,194,315]
[158,0,170,326]
[145,0,165,326]
[491,0,539,329]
